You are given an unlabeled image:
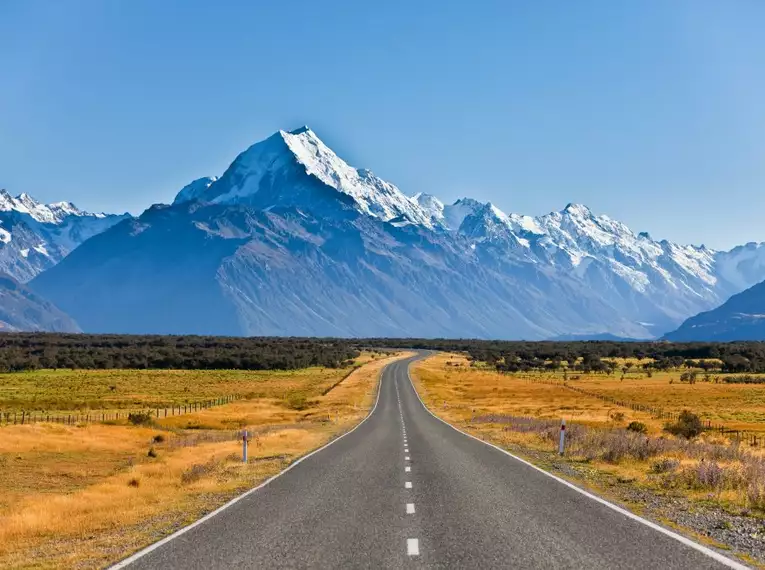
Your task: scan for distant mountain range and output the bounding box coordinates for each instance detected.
[664,279,765,341]
[0,190,130,282]
[23,127,765,339]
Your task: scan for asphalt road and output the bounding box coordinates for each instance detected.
[117,354,744,569]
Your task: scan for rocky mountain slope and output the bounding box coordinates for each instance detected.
[29,127,765,339]
[0,190,131,282]
[664,279,765,341]
[0,273,80,332]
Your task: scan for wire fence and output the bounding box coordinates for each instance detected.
[0,394,242,426]
[518,374,765,448]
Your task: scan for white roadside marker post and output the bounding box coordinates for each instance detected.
[242,429,249,463]
[558,419,566,456]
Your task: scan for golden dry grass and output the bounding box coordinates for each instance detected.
[411,353,765,517]
[568,370,765,432]
[416,353,660,430]
[0,351,410,570]
[0,365,364,413]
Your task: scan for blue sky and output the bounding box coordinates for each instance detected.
[1,0,764,249]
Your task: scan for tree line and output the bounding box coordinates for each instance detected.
[1,334,765,373]
[0,334,360,372]
[358,338,765,374]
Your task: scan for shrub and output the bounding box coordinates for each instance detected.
[610,412,625,423]
[626,421,648,434]
[664,410,703,439]
[127,478,140,487]
[128,412,153,426]
[285,393,309,411]
[152,434,165,443]
[651,458,680,474]
[147,447,157,458]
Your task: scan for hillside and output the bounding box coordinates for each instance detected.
[0,274,80,332]
[664,279,765,341]
[28,127,765,339]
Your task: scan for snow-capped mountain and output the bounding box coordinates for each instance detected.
[174,127,434,227]
[29,128,765,339]
[0,189,131,282]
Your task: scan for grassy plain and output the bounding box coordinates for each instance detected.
[0,351,407,569]
[412,353,765,514]
[0,355,380,412]
[563,366,765,432]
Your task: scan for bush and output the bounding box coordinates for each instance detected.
[128,412,153,426]
[664,410,703,439]
[152,434,165,443]
[626,421,648,434]
[285,393,310,411]
[127,478,140,487]
[650,458,680,474]
[147,447,157,458]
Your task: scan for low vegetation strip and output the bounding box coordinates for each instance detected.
[0,395,240,426]
[0,351,407,569]
[411,352,765,566]
[558,381,765,448]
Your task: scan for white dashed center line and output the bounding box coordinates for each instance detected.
[407,538,420,556]
[397,376,421,559]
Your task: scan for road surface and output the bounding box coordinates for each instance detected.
[117,354,743,569]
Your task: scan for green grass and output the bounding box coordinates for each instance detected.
[0,367,354,413]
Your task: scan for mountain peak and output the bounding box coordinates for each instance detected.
[176,127,434,226]
[288,125,311,135]
[563,203,593,216]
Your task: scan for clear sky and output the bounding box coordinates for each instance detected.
[1,0,764,249]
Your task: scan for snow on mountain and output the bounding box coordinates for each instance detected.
[175,127,435,227]
[665,278,765,341]
[27,127,765,339]
[411,193,445,225]
[0,189,131,282]
[172,177,218,205]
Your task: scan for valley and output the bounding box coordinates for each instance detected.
[0,348,405,569]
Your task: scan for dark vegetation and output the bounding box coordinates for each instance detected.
[1,334,765,373]
[0,334,360,372]
[361,338,765,374]
[664,410,704,439]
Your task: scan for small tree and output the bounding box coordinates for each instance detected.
[627,421,648,434]
[664,410,703,439]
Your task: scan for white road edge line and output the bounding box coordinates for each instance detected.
[405,359,749,570]
[405,481,413,489]
[406,503,416,514]
[107,358,391,569]
[405,466,411,472]
[407,538,420,556]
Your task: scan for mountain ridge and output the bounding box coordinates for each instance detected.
[664,279,765,341]
[27,127,765,339]
[0,189,131,282]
